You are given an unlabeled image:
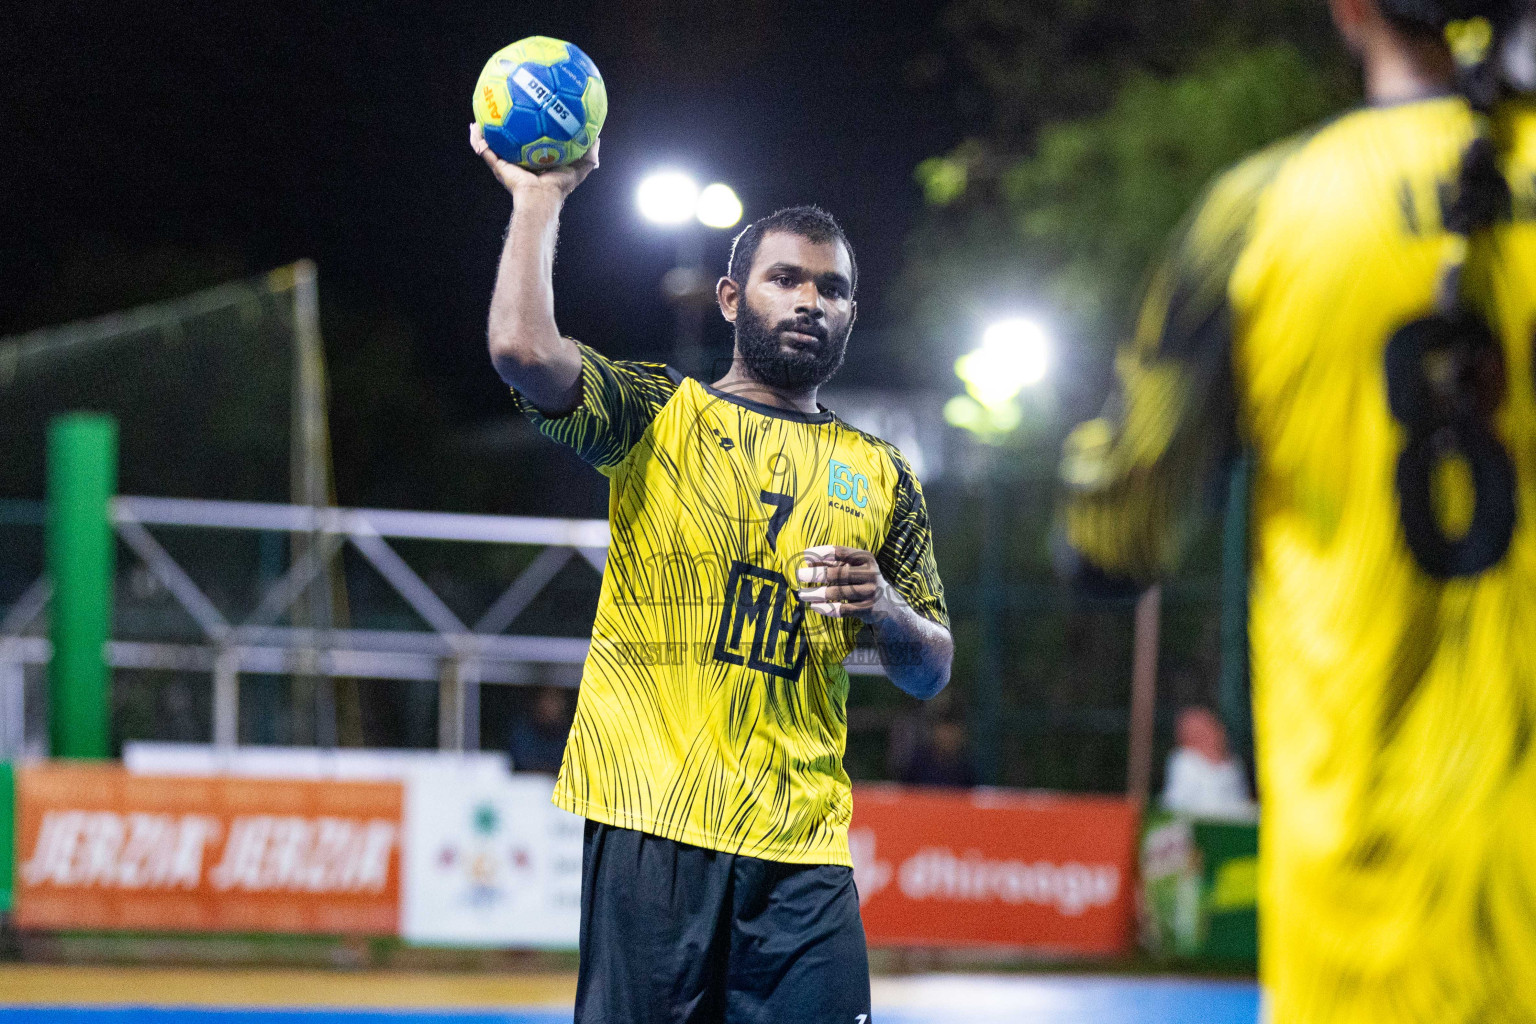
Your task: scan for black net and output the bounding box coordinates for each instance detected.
[0,270,298,504]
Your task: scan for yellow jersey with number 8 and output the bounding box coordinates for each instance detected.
[1063,96,1536,1023]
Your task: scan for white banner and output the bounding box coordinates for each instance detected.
[123,742,510,782]
[400,767,583,948]
[124,743,585,949]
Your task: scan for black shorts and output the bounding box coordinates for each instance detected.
[575,820,873,1024]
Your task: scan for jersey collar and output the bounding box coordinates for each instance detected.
[699,380,835,424]
[1367,88,1457,109]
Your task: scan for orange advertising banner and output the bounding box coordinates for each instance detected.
[14,764,402,935]
[849,785,1139,954]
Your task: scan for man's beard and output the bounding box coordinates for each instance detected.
[733,299,850,391]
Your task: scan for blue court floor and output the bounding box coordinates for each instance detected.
[1,975,1261,1024]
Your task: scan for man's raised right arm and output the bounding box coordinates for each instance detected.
[470,123,599,416]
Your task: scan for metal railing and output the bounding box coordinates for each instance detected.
[1,496,614,755]
[0,495,887,759]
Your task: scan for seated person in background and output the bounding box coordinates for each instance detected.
[1160,706,1254,820]
[889,693,976,787]
[507,685,573,774]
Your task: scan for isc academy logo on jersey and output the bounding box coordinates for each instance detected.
[712,560,808,680]
[828,460,869,518]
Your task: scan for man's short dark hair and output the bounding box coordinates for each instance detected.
[727,205,858,293]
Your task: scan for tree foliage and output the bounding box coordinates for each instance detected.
[928,0,1342,142]
[899,6,1355,386]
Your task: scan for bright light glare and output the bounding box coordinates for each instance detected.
[955,317,1052,408]
[944,393,1022,438]
[696,183,743,229]
[637,172,699,225]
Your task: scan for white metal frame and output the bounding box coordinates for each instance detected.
[0,496,611,755]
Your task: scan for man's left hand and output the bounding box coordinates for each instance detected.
[794,545,894,622]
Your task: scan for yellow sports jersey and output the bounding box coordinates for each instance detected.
[1062,96,1536,1023]
[512,344,947,866]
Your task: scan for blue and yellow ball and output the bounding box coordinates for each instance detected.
[472,36,606,170]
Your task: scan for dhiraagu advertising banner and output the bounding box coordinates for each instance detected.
[849,785,1139,953]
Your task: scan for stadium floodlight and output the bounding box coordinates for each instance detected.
[696,183,743,229]
[955,317,1052,409]
[637,171,700,225]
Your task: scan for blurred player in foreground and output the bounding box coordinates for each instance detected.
[1061,0,1536,1019]
[471,126,951,1022]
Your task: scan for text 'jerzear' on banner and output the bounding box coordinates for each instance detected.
[14,763,402,935]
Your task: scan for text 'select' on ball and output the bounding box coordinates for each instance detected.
[472,36,607,170]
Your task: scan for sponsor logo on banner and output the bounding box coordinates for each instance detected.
[15,764,401,935]
[402,768,582,947]
[115,744,583,948]
[897,847,1120,916]
[22,811,396,894]
[849,785,1138,953]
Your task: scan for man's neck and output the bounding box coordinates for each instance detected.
[1365,31,1456,104]
[709,360,821,416]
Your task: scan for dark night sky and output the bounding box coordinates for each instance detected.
[4,1,966,421]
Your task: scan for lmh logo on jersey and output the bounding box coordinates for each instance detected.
[828,460,869,517]
[712,561,808,680]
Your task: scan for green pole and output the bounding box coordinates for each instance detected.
[1218,453,1252,774]
[46,413,118,759]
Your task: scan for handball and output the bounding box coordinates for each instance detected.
[472,36,606,170]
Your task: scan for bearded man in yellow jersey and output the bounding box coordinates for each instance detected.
[1061,0,1536,1020]
[469,126,953,1022]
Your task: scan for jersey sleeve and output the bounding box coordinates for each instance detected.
[510,341,682,474]
[876,448,950,630]
[1059,143,1292,582]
